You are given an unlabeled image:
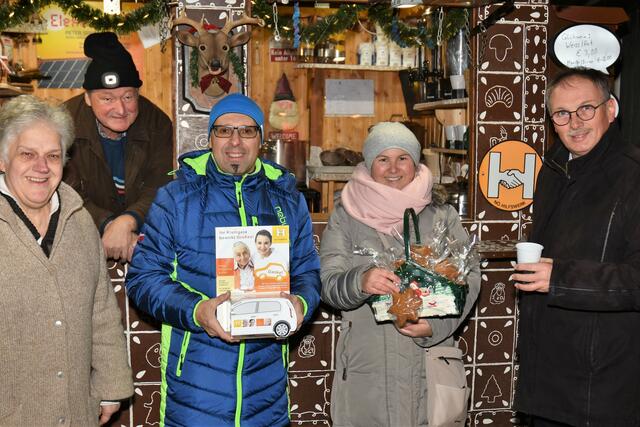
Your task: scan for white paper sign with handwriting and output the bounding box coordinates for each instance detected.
[553,24,620,74]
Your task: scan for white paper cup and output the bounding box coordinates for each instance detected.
[450,74,466,90]
[445,125,456,142]
[516,242,544,264]
[454,124,467,141]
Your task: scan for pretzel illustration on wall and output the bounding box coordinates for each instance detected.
[173,10,265,98]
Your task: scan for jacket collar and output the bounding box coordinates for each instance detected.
[0,180,83,224]
[0,180,84,261]
[545,124,621,178]
[178,150,287,186]
[0,174,60,217]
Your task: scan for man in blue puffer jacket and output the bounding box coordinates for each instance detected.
[126,93,321,426]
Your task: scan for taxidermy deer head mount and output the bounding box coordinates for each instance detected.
[172,10,265,98]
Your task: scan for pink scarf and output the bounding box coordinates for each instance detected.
[341,163,433,235]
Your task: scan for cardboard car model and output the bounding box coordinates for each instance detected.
[220,297,297,338]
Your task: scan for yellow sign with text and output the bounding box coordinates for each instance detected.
[38,2,142,64]
[478,140,542,211]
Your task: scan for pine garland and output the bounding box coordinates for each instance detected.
[0,0,467,45]
[252,0,468,48]
[190,47,200,88]
[0,0,165,33]
[228,50,245,86]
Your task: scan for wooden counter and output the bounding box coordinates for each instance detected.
[307,165,355,213]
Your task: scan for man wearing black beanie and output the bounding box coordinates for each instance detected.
[63,32,173,263]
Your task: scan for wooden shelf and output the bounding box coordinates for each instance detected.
[425,148,467,156]
[413,98,468,112]
[476,239,518,259]
[296,63,407,72]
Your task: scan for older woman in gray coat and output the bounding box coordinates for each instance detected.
[320,122,480,427]
[0,96,133,426]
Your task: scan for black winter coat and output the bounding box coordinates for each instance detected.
[515,126,640,427]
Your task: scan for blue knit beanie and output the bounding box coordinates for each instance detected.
[363,122,421,171]
[208,93,264,143]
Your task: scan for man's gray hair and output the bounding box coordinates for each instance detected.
[546,67,611,112]
[0,95,75,164]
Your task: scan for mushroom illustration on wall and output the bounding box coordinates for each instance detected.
[269,73,300,131]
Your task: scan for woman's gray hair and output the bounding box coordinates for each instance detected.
[0,95,75,164]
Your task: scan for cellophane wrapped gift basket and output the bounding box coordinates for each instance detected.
[365,208,477,327]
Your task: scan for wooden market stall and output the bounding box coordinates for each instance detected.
[0,0,634,425]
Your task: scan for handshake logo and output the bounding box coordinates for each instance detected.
[479,140,542,211]
[488,152,536,198]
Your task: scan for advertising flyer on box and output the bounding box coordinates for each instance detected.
[215,225,290,297]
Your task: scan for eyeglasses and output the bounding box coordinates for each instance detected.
[550,99,609,126]
[211,125,260,139]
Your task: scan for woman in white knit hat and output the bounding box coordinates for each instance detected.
[320,122,480,427]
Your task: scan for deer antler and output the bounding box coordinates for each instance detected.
[171,9,208,37]
[220,12,265,36]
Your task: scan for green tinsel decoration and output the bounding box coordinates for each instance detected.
[0,0,165,33]
[252,0,468,49]
[252,0,365,44]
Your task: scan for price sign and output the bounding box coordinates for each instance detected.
[552,24,620,73]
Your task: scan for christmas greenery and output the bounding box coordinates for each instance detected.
[0,0,165,33]
[252,0,468,49]
[1,0,466,46]
[228,50,245,86]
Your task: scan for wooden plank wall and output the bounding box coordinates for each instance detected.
[248,18,438,154]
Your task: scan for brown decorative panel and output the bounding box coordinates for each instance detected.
[469,1,550,425]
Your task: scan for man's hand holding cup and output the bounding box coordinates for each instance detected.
[512,242,553,293]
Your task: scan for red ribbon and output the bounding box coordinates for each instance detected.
[199,74,232,94]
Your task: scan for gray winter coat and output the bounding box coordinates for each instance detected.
[320,200,480,427]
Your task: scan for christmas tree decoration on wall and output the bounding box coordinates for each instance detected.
[173,9,264,98]
[269,73,299,131]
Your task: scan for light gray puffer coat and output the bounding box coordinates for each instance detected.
[320,200,480,427]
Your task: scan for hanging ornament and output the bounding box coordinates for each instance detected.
[292,0,300,49]
[436,7,444,46]
[272,2,281,42]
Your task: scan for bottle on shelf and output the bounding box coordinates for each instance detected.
[423,60,438,102]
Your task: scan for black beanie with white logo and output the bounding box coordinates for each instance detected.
[82,32,142,90]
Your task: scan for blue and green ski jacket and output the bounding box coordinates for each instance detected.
[126,150,321,427]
